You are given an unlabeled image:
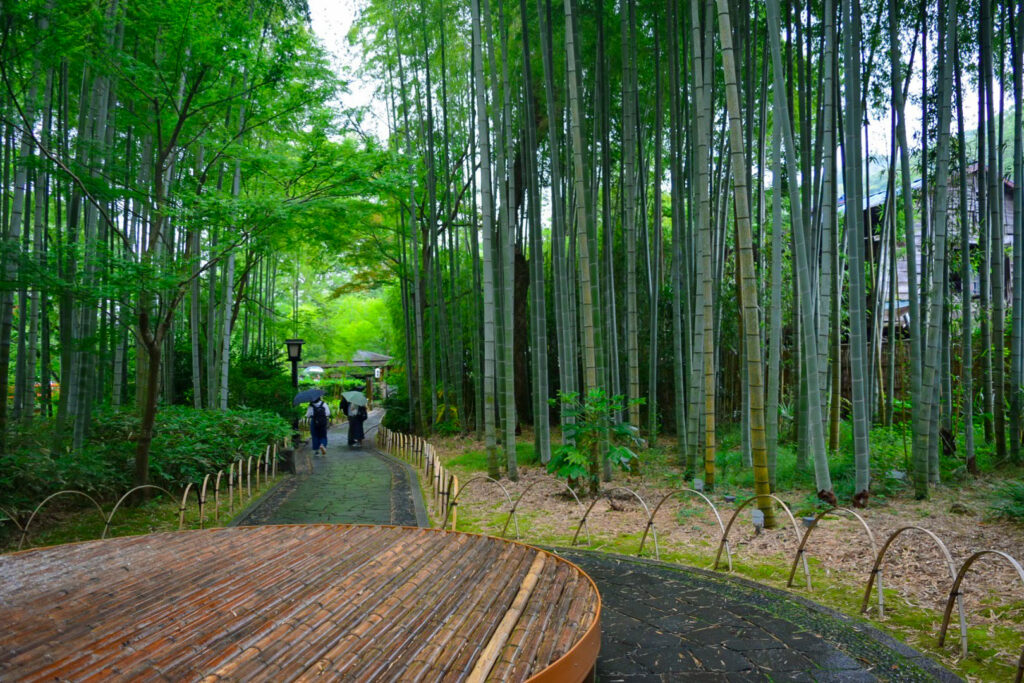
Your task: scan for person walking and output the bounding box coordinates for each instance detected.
[340,395,368,448]
[306,396,331,455]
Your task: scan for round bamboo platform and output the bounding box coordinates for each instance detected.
[0,525,600,682]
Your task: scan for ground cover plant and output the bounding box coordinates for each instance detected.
[0,407,290,549]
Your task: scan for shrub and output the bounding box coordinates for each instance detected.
[989,481,1024,523]
[382,371,412,432]
[0,406,290,514]
[547,389,642,494]
[230,351,295,422]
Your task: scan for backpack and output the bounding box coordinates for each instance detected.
[348,403,360,417]
[311,402,328,430]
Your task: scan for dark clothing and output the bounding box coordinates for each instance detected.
[341,399,368,446]
[306,399,330,451]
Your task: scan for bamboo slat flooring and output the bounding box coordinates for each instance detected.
[0,525,600,682]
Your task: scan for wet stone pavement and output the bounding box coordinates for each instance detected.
[235,417,959,682]
[234,411,427,528]
[553,550,960,683]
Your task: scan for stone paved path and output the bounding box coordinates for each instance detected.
[236,421,959,682]
[553,550,960,682]
[234,410,427,527]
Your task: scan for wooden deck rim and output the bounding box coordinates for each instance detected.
[1,523,601,682]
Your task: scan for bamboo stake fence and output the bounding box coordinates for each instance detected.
[373,425,1023,677]
[377,426,458,529]
[3,441,287,550]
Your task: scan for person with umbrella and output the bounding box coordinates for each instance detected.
[304,391,331,455]
[340,390,368,448]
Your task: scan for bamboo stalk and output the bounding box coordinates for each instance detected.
[466,551,547,682]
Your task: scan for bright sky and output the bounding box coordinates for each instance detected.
[308,1,1009,185]
[308,0,390,140]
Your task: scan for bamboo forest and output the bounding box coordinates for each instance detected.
[3,0,1024,506]
[3,0,1024,679]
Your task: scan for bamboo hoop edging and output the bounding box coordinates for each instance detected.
[786,507,882,615]
[713,494,810,588]
[246,456,253,497]
[570,487,652,553]
[500,479,590,546]
[179,482,199,530]
[19,490,106,550]
[15,440,282,548]
[214,470,224,524]
[860,525,967,656]
[442,475,516,534]
[228,462,236,513]
[936,550,1024,682]
[0,504,24,531]
[638,488,732,569]
[198,474,212,529]
[368,425,1023,671]
[103,485,176,539]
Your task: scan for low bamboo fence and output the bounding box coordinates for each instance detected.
[1,440,290,551]
[376,426,458,529]
[373,428,1024,681]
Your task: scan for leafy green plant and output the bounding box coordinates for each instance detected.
[547,389,643,494]
[989,481,1024,522]
[229,351,295,421]
[0,407,290,516]
[382,371,411,432]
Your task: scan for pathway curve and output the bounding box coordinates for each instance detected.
[234,410,427,527]
[553,549,959,682]
[236,424,959,682]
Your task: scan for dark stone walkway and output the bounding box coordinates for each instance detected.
[235,421,959,682]
[234,411,427,527]
[553,549,960,682]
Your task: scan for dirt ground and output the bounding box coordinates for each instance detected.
[424,432,1024,678]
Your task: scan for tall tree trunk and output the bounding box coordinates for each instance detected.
[689,0,716,488]
[767,0,833,503]
[953,53,977,474]
[519,0,552,464]
[715,0,775,526]
[621,0,640,429]
[564,0,601,491]
[915,0,958,496]
[1011,0,1024,463]
[841,0,872,501]
[471,0,500,477]
[982,0,1007,461]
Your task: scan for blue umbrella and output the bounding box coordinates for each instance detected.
[293,388,324,406]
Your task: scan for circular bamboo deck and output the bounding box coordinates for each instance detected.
[0,525,600,682]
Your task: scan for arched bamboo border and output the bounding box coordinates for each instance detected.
[441,475,516,535]
[198,474,212,529]
[246,456,253,497]
[570,487,652,551]
[101,485,177,539]
[498,478,590,545]
[860,525,967,657]
[213,470,225,524]
[178,482,204,530]
[638,488,732,569]
[938,549,1024,679]
[713,494,809,588]
[0,504,23,531]
[786,507,882,615]
[19,490,106,549]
